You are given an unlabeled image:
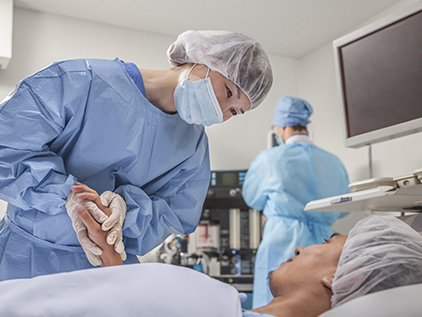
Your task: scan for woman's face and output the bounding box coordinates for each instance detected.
[188,64,251,121]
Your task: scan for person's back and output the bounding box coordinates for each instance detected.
[242,97,350,307]
[253,142,349,220]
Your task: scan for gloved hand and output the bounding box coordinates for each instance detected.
[66,191,107,266]
[100,191,127,262]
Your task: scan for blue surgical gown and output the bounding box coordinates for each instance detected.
[242,141,349,308]
[0,58,210,280]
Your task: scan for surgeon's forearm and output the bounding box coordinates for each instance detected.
[93,222,123,266]
[100,244,123,267]
[74,201,123,267]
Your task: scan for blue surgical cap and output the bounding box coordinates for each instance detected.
[273,96,313,127]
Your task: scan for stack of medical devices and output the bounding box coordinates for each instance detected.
[195,170,262,292]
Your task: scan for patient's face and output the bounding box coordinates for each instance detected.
[269,234,347,295]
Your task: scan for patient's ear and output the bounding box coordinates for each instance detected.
[322,275,334,290]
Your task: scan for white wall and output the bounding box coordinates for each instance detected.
[0,8,174,97]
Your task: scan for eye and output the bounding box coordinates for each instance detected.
[230,108,237,116]
[226,85,233,98]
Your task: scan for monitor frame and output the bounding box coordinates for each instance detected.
[333,1,422,148]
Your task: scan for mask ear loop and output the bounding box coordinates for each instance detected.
[186,63,197,79]
[204,67,211,83]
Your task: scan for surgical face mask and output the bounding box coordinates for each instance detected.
[276,136,284,145]
[273,127,284,145]
[174,65,223,126]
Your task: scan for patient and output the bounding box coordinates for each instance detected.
[75,201,422,317]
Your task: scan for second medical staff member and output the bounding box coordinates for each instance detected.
[0,30,273,280]
[242,96,350,308]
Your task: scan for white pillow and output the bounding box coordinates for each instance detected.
[319,283,422,317]
[0,263,242,317]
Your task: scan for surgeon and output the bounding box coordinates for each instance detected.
[0,30,273,281]
[242,96,350,308]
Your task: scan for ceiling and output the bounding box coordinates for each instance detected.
[14,0,403,58]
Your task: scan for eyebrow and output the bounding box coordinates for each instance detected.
[329,232,342,240]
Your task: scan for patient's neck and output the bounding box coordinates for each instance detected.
[250,290,332,317]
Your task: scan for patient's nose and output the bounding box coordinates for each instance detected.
[295,247,304,256]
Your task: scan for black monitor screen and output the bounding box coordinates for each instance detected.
[210,171,247,186]
[339,10,422,138]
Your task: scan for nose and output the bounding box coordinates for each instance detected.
[295,247,304,256]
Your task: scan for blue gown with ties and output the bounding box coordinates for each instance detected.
[0,58,210,280]
[242,135,350,308]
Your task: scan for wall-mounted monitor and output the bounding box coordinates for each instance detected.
[333,2,422,148]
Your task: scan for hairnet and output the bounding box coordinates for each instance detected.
[331,215,422,308]
[167,30,273,110]
[273,96,313,127]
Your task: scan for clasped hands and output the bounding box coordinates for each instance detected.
[66,182,127,266]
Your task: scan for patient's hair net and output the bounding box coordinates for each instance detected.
[331,215,422,308]
[167,30,273,110]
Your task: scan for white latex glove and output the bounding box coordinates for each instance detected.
[66,191,108,266]
[100,191,127,261]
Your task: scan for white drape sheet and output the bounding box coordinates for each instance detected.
[0,263,242,317]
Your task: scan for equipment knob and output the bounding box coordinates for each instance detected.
[229,189,237,197]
